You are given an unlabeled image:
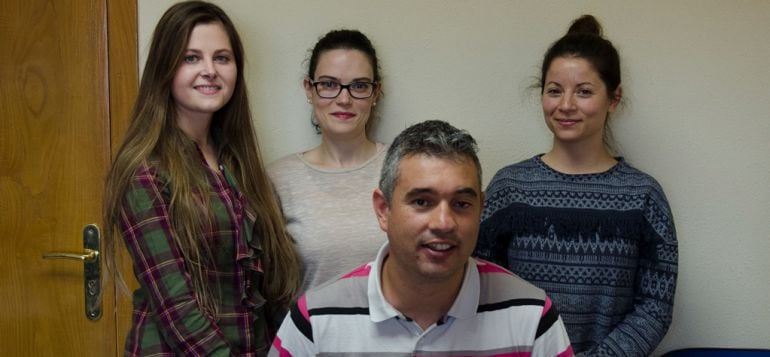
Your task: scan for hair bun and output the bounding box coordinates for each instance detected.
[567,14,603,36]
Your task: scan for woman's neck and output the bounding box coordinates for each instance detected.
[542,141,616,174]
[176,114,218,171]
[177,111,212,143]
[304,135,378,169]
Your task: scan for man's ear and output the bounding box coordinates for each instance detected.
[372,188,390,233]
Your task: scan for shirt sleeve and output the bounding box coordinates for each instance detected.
[532,296,574,357]
[268,296,316,357]
[581,188,678,357]
[119,163,231,356]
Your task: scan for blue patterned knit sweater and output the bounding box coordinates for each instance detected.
[475,155,677,356]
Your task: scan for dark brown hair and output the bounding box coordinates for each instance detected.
[306,29,381,134]
[103,0,300,316]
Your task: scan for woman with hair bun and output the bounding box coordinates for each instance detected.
[475,15,677,356]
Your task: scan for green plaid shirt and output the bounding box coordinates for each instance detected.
[119,155,270,356]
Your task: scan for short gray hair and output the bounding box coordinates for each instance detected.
[379,120,481,203]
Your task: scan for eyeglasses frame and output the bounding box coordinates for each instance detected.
[309,80,378,99]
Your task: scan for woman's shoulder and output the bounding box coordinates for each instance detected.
[128,158,162,180]
[267,152,306,177]
[613,158,668,193]
[481,156,541,200]
[488,156,541,184]
[124,159,171,193]
[369,141,389,164]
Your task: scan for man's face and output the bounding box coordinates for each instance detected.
[373,153,482,284]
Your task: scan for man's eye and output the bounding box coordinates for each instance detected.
[413,199,429,207]
[455,201,472,209]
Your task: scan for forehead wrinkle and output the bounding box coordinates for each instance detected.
[404,187,436,198]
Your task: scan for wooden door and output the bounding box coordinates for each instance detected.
[0,0,137,355]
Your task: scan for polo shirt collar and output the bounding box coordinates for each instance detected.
[367,242,480,323]
[368,243,400,322]
[446,257,479,320]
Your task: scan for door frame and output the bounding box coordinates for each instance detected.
[106,0,138,353]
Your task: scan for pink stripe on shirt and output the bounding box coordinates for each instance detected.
[297,295,310,322]
[341,263,372,279]
[423,353,529,357]
[271,336,293,357]
[543,296,553,317]
[557,345,575,357]
[475,259,514,275]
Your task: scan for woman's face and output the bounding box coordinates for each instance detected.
[541,56,620,147]
[304,49,379,140]
[172,22,237,123]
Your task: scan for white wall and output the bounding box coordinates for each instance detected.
[139,1,770,353]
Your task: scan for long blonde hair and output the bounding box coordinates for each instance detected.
[103,1,300,316]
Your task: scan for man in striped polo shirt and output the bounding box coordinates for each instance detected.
[270,120,573,357]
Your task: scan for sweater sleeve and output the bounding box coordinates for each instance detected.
[475,214,509,265]
[581,188,678,357]
[119,163,231,356]
[473,174,509,265]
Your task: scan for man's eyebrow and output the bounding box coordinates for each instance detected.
[456,187,479,197]
[403,187,478,198]
[404,188,436,198]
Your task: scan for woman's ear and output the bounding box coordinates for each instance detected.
[372,83,382,106]
[609,85,623,113]
[303,77,314,103]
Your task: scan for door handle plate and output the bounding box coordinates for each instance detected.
[42,224,102,320]
[82,224,101,320]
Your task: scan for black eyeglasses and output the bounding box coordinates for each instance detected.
[310,80,377,99]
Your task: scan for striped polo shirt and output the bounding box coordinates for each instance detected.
[269,243,574,356]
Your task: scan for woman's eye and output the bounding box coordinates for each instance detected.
[351,82,370,91]
[545,88,561,96]
[214,55,230,63]
[577,89,593,97]
[321,81,339,89]
[184,55,198,63]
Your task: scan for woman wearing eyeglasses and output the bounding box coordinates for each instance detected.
[268,29,387,293]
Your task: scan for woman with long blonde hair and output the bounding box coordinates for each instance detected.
[103,1,300,355]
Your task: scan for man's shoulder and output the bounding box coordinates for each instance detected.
[473,258,547,306]
[303,262,373,312]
